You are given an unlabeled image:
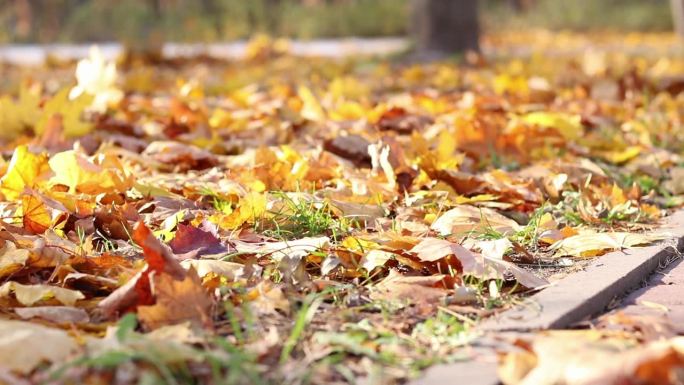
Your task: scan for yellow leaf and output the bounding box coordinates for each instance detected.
[519,112,584,141]
[493,73,529,95]
[610,184,628,206]
[22,194,52,233]
[211,191,266,230]
[48,150,134,194]
[594,145,642,164]
[551,232,667,258]
[36,88,93,138]
[0,281,84,306]
[340,236,380,253]
[298,85,326,122]
[0,85,41,140]
[0,145,49,200]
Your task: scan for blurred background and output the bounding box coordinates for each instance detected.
[0,0,677,44]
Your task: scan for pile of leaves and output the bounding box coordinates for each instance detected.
[0,37,683,384]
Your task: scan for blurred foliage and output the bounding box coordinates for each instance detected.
[483,0,674,32]
[0,0,674,44]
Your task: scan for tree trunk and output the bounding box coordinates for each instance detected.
[411,0,480,55]
[673,0,684,37]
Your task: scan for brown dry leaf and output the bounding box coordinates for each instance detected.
[0,320,80,374]
[98,221,187,317]
[0,241,30,279]
[323,134,372,167]
[431,205,521,236]
[370,269,448,304]
[410,237,478,272]
[138,267,213,330]
[499,333,684,385]
[483,255,548,289]
[15,306,90,323]
[246,281,290,316]
[142,141,218,171]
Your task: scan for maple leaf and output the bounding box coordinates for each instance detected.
[21,192,68,234]
[138,267,213,330]
[48,150,134,195]
[36,88,94,138]
[98,221,207,320]
[516,111,584,141]
[169,223,229,259]
[69,45,123,113]
[0,84,41,140]
[210,191,267,230]
[0,145,49,200]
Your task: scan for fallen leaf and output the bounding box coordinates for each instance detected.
[360,249,395,271]
[15,306,90,323]
[142,141,218,171]
[48,150,134,195]
[551,232,668,258]
[518,111,583,141]
[98,221,187,317]
[0,85,40,140]
[69,45,123,113]
[370,269,448,304]
[0,320,79,374]
[22,192,68,234]
[0,241,30,279]
[169,223,229,259]
[36,88,93,137]
[235,236,330,262]
[410,237,478,271]
[180,259,247,281]
[0,145,49,200]
[138,267,213,330]
[0,281,84,306]
[323,134,372,167]
[499,333,684,385]
[431,205,521,237]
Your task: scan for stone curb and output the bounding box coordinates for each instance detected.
[480,209,684,332]
[410,210,684,385]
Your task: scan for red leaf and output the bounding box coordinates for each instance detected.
[132,221,185,279]
[169,223,229,260]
